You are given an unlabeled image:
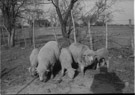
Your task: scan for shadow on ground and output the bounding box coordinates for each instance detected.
[45,60,62,82]
[90,67,125,93]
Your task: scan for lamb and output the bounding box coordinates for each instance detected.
[36,41,60,82]
[29,48,39,76]
[59,48,75,79]
[69,42,95,75]
[94,48,109,69]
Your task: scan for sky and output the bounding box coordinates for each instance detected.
[110,0,134,24]
[82,0,134,24]
[43,0,134,25]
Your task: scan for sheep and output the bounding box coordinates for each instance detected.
[59,48,75,79]
[94,48,109,69]
[69,42,95,75]
[29,48,39,76]
[36,41,60,82]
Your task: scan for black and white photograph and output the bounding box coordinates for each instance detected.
[0,0,134,94]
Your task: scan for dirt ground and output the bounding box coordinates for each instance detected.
[1,40,134,94]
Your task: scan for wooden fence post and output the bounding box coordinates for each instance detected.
[71,10,77,43]
[129,19,132,27]
[22,25,27,48]
[32,19,35,49]
[88,19,93,50]
[105,14,108,49]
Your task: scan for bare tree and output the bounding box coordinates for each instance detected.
[79,0,118,50]
[21,0,48,47]
[50,0,78,39]
[0,0,29,47]
[82,0,117,25]
[0,0,49,47]
[49,0,83,40]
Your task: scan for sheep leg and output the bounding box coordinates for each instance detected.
[77,58,85,76]
[28,67,32,76]
[61,68,65,77]
[51,74,54,79]
[96,63,100,70]
[39,72,44,82]
[106,60,109,68]
[77,58,83,72]
[50,66,54,79]
[80,65,85,76]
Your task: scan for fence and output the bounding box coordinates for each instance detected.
[75,25,133,49]
[0,26,33,47]
[0,19,134,50]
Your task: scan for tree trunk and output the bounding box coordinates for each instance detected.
[61,22,69,38]
[7,29,15,47]
[52,0,77,39]
[58,22,71,48]
[1,28,5,46]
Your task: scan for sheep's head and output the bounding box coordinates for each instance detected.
[38,69,49,82]
[82,49,95,66]
[99,58,106,67]
[28,67,38,77]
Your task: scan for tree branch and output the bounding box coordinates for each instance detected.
[16,0,25,13]
[51,0,58,8]
[51,0,63,24]
[63,0,78,22]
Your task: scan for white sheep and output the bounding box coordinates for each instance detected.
[59,48,75,79]
[29,48,39,76]
[69,42,95,75]
[94,48,109,69]
[37,41,60,82]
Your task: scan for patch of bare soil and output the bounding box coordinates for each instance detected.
[1,45,134,94]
